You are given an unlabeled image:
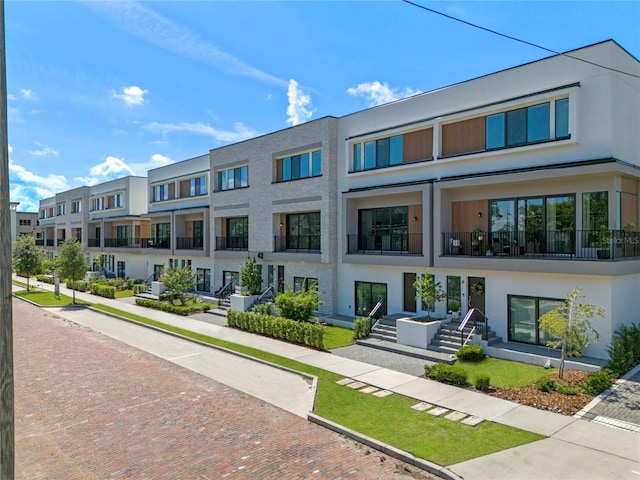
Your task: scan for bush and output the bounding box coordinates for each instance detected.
[66,280,87,292]
[426,363,469,387]
[535,377,557,393]
[135,298,191,315]
[90,283,116,299]
[353,317,372,339]
[133,284,147,294]
[583,369,616,396]
[456,345,486,362]
[36,274,55,285]
[252,302,273,316]
[556,384,580,395]
[606,323,640,376]
[275,284,321,322]
[474,374,491,392]
[227,310,324,349]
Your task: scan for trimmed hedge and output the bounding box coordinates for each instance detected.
[353,316,372,339]
[227,310,324,349]
[66,280,88,292]
[456,344,486,362]
[36,274,55,285]
[90,283,116,299]
[424,363,469,387]
[135,298,191,315]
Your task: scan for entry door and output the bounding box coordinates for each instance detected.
[468,276,486,314]
[403,273,417,313]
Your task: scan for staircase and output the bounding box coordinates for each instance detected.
[429,322,502,355]
[369,316,399,342]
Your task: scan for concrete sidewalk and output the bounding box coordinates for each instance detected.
[13,277,640,479]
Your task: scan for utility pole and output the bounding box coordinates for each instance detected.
[0,0,15,478]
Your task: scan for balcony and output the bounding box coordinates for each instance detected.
[347,233,422,255]
[144,238,170,249]
[216,236,248,251]
[35,239,44,246]
[88,238,100,248]
[45,239,54,247]
[176,237,204,250]
[441,230,639,260]
[274,235,321,253]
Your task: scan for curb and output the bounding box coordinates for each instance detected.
[308,413,463,480]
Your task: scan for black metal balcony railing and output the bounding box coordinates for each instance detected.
[57,239,66,246]
[347,233,422,255]
[143,238,170,249]
[216,236,248,251]
[442,230,640,260]
[35,239,44,246]
[45,239,54,247]
[88,238,100,247]
[176,237,204,250]
[274,235,321,253]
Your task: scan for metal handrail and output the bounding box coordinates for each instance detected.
[215,280,235,300]
[457,308,488,345]
[256,285,275,304]
[369,297,385,320]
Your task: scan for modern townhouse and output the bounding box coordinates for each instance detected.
[144,154,212,290]
[16,209,40,241]
[211,116,339,315]
[85,176,149,279]
[336,40,639,359]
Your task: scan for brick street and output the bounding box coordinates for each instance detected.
[13,299,435,479]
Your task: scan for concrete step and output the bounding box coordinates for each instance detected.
[369,332,397,342]
[355,337,456,364]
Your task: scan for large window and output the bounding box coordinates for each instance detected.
[218,166,248,191]
[224,217,248,250]
[508,295,563,346]
[486,102,551,149]
[351,127,433,172]
[196,268,211,292]
[152,223,170,248]
[190,176,207,197]
[286,212,321,251]
[152,184,170,202]
[293,277,318,293]
[278,150,321,182]
[358,206,408,251]
[71,200,82,214]
[355,281,387,317]
[583,191,608,232]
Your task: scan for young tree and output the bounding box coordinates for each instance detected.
[275,281,322,322]
[160,265,195,305]
[539,288,603,379]
[56,238,88,304]
[12,235,44,291]
[240,254,262,295]
[413,268,445,320]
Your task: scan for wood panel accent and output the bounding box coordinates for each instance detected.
[221,219,227,238]
[408,204,423,236]
[139,222,151,238]
[275,159,283,182]
[403,127,433,163]
[621,177,638,194]
[441,117,485,157]
[179,180,190,198]
[451,200,488,232]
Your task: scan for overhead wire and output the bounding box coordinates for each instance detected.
[400,0,640,79]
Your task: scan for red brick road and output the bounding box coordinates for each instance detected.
[13,299,435,479]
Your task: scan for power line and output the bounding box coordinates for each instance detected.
[400,0,640,79]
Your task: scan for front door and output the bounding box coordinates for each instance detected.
[403,272,417,313]
[468,276,486,314]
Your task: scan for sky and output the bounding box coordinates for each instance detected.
[6,0,640,212]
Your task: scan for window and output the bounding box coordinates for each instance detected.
[90,197,103,212]
[19,219,32,226]
[486,102,550,149]
[351,128,433,172]
[286,212,321,251]
[116,225,129,239]
[196,268,211,292]
[71,200,81,214]
[358,206,409,251]
[508,295,563,346]
[582,192,608,246]
[218,166,248,191]
[555,98,569,138]
[446,276,461,312]
[293,277,318,293]
[190,176,207,196]
[117,261,126,279]
[56,203,66,216]
[152,184,170,202]
[355,281,387,317]
[152,223,170,248]
[112,193,123,208]
[277,150,321,182]
[224,217,248,250]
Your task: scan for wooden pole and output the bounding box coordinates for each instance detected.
[0,0,15,477]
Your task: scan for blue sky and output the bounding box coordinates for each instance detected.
[7,1,640,212]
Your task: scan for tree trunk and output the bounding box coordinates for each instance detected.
[559,341,566,379]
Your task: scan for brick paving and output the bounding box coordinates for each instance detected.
[13,299,436,479]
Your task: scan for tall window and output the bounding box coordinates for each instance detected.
[152,223,170,248]
[56,203,66,216]
[193,220,204,248]
[152,184,170,202]
[196,268,211,292]
[509,295,563,346]
[71,200,82,213]
[358,206,408,251]
[555,98,569,138]
[446,276,461,312]
[190,176,207,196]
[90,197,103,211]
[279,150,322,182]
[486,102,551,149]
[355,281,387,317]
[583,192,608,246]
[218,166,248,191]
[286,212,321,251]
[226,217,248,250]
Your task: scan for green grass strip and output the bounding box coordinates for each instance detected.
[321,325,355,349]
[14,289,91,307]
[90,303,544,465]
[455,357,557,389]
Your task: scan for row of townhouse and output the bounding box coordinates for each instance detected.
[38,40,639,359]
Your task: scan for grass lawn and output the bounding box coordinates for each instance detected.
[91,303,544,465]
[322,325,354,349]
[114,289,135,299]
[455,357,556,388]
[14,289,91,307]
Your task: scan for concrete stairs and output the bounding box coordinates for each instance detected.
[429,322,502,355]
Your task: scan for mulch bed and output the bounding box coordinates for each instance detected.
[487,370,593,416]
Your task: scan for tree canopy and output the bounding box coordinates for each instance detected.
[413,268,445,319]
[161,265,196,305]
[56,238,88,304]
[12,235,45,291]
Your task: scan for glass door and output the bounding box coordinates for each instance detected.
[355,281,387,317]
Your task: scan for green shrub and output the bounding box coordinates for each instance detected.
[252,303,273,316]
[353,317,372,339]
[36,274,55,284]
[606,323,640,376]
[535,377,557,393]
[66,280,87,292]
[227,310,324,349]
[135,298,191,315]
[275,284,321,322]
[427,364,469,387]
[133,284,147,294]
[424,364,432,376]
[556,384,580,395]
[583,369,616,396]
[90,283,116,299]
[474,374,491,392]
[456,345,486,362]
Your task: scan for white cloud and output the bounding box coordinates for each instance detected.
[9,160,69,192]
[20,89,36,100]
[129,153,174,175]
[149,153,172,167]
[8,145,12,153]
[347,81,421,107]
[74,155,137,186]
[87,1,286,87]
[286,79,313,127]
[145,121,258,143]
[112,85,148,106]
[27,142,59,157]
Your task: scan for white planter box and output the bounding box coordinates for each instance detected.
[230,293,258,312]
[396,317,442,350]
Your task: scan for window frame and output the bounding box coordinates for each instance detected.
[217,166,249,191]
[277,149,322,183]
